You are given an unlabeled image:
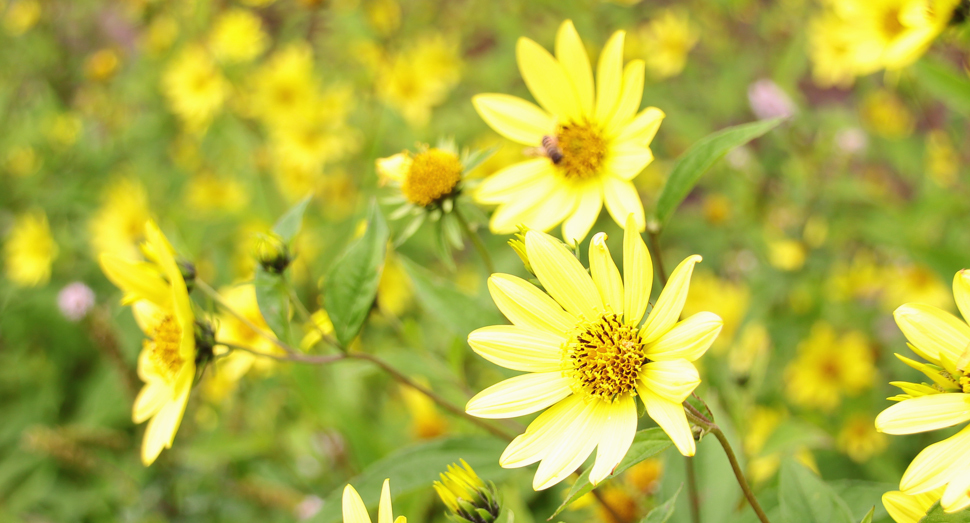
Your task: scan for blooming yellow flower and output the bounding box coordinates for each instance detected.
[161,46,229,131]
[248,43,320,127]
[635,9,698,79]
[466,216,721,489]
[883,487,944,523]
[785,322,875,412]
[99,221,196,465]
[343,479,406,523]
[473,20,664,243]
[84,48,120,81]
[861,89,914,140]
[208,8,268,64]
[184,171,250,215]
[3,0,40,36]
[89,177,151,259]
[4,210,57,287]
[682,271,750,354]
[142,15,179,56]
[837,414,888,463]
[376,34,461,128]
[875,270,970,513]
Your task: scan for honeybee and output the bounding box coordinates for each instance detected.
[524,134,564,164]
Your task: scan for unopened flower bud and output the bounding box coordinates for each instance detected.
[256,233,293,274]
[194,319,216,366]
[433,460,501,523]
[507,224,533,276]
[178,259,197,291]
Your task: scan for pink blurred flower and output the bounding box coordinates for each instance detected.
[57,282,95,321]
[747,79,796,120]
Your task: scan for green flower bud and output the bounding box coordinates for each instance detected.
[433,460,501,523]
[507,224,534,276]
[255,233,293,275]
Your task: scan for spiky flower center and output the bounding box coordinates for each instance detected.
[148,313,184,380]
[557,121,607,180]
[402,149,462,207]
[566,313,646,399]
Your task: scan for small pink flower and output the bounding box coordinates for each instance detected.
[58,282,95,321]
[747,79,796,120]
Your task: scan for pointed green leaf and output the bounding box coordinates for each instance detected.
[254,266,292,344]
[640,484,682,523]
[860,506,874,523]
[779,460,854,523]
[920,502,970,522]
[915,57,970,117]
[273,195,312,243]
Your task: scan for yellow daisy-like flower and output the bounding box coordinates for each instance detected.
[99,221,196,465]
[161,46,230,131]
[875,270,970,514]
[4,210,58,287]
[784,322,875,412]
[466,215,721,490]
[637,9,698,80]
[473,20,664,244]
[208,8,268,64]
[883,487,944,523]
[342,479,406,523]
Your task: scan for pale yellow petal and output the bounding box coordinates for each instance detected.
[639,359,700,403]
[605,60,645,134]
[501,395,584,467]
[487,273,576,333]
[955,269,970,325]
[901,424,970,493]
[466,372,573,419]
[378,478,393,523]
[476,159,555,204]
[641,392,695,456]
[376,153,411,184]
[606,143,654,181]
[589,395,638,485]
[589,233,624,315]
[533,399,605,490]
[602,176,646,231]
[517,37,582,122]
[555,20,594,117]
[623,215,652,325]
[132,299,164,338]
[487,174,560,234]
[616,107,665,146]
[561,183,603,245]
[526,230,603,319]
[473,94,554,146]
[594,31,625,124]
[894,303,970,365]
[942,469,970,513]
[641,255,702,343]
[343,484,372,523]
[133,382,169,424]
[468,325,565,372]
[496,184,579,234]
[875,393,970,435]
[140,386,189,465]
[646,312,723,362]
[99,254,171,308]
[884,488,944,523]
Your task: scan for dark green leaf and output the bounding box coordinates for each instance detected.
[272,195,312,243]
[551,428,673,518]
[254,267,292,344]
[641,484,682,523]
[915,58,970,117]
[779,460,854,523]
[324,203,389,346]
[920,502,970,522]
[860,506,874,523]
[310,436,508,523]
[399,255,503,337]
[653,118,783,227]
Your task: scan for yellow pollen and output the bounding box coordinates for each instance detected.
[960,375,970,394]
[556,121,607,180]
[566,313,646,399]
[402,149,462,207]
[148,314,184,380]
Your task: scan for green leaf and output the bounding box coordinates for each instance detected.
[653,118,783,228]
[860,506,874,523]
[779,460,854,523]
[920,502,970,523]
[272,195,312,243]
[495,508,515,523]
[254,266,292,344]
[461,144,500,174]
[310,436,508,523]
[551,428,673,518]
[760,418,830,455]
[324,204,389,346]
[398,255,503,337]
[641,484,682,523]
[915,57,970,117]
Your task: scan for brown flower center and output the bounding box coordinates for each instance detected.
[557,121,607,180]
[148,313,184,380]
[566,313,646,399]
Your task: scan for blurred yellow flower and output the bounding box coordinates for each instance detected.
[767,238,806,271]
[883,487,944,523]
[624,458,663,494]
[142,15,179,56]
[376,34,461,127]
[205,284,277,402]
[343,479,406,523]
[597,486,640,523]
[474,20,665,243]
[785,322,874,412]
[99,221,196,465]
[400,382,447,439]
[743,406,819,483]
[300,309,335,351]
[209,8,268,64]
[184,172,250,214]
[683,270,750,354]
[89,177,151,259]
[467,219,720,489]
[377,253,413,318]
[365,0,401,36]
[861,89,914,140]
[3,0,40,36]
[269,85,360,176]
[249,43,320,127]
[728,322,771,378]
[84,48,120,81]
[837,414,887,462]
[5,145,40,177]
[925,129,959,188]
[46,113,83,148]
[4,210,57,287]
[881,263,951,312]
[162,46,229,131]
[636,9,698,79]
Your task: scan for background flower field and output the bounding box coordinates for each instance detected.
[2,0,970,522]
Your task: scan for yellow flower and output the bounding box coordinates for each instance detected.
[208,8,268,64]
[5,145,40,177]
[875,270,970,513]
[682,271,750,354]
[376,34,461,128]
[837,414,888,462]
[785,322,875,412]
[3,0,40,36]
[84,48,120,81]
[89,177,151,259]
[636,9,698,79]
[767,238,806,271]
[300,309,335,350]
[808,12,861,88]
[925,129,959,188]
[861,89,914,140]
[883,487,944,523]
[142,15,179,56]
[184,171,250,214]
[377,148,462,207]
[162,46,229,131]
[466,216,720,489]
[400,381,448,440]
[46,113,83,147]
[249,43,320,127]
[342,479,406,523]
[99,221,196,465]
[473,20,664,243]
[4,210,57,287]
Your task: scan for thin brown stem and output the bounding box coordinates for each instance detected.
[221,342,346,365]
[685,456,701,523]
[196,279,301,356]
[648,231,668,285]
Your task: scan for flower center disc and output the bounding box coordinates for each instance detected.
[402,149,462,206]
[149,313,185,380]
[566,313,646,399]
[557,121,606,180]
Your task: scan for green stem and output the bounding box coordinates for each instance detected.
[454,207,495,275]
[685,456,702,523]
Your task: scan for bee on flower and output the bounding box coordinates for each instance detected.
[466,215,721,490]
[473,20,665,244]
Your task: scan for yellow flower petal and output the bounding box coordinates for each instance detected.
[605,59,645,134]
[603,176,646,231]
[875,393,970,435]
[465,372,573,419]
[476,159,554,204]
[378,478,393,523]
[99,255,171,309]
[533,399,605,490]
[493,184,579,235]
[942,469,970,513]
[468,325,565,372]
[516,37,582,122]
[589,232,624,315]
[343,484,372,523]
[555,20,594,117]
[641,391,695,456]
[623,214,652,326]
[501,395,584,467]
[561,183,603,244]
[376,153,411,184]
[894,303,970,366]
[639,359,700,403]
[955,269,970,325]
[472,94,553,146]
[594,31,625,124]
[616,107,665,146]
[525,230,603,319]
[133,382,169,424]
[487,273,576,334]
[589,395,638,485]
[641,255,703,344]
[141,385,189,465]
[646,312,723,362]
[606,143,654,181]
[883,488,943,523]
[901,424,970,493]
